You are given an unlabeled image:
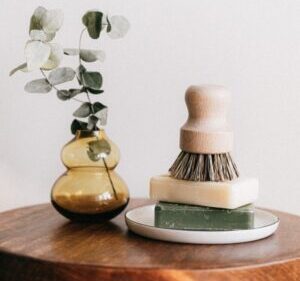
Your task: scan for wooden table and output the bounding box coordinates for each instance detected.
[0,198,299,281]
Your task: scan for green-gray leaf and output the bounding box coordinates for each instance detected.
[24,79,52,93]
[93,102,107,113]
[30,30,46,41]
[41,9,64,34]
[70,88,84,95]
[64,49,105,63]
[9,63,28,76]
[57,90,71,101]
[25,41,51,71]
[73,102,92,118]
[87,150,100,161]
[82,11,103,39]
[71,119,88,135]
[30,15,42,32]
[87,88,104,95]
[92,103,108,125]
[76,64,86,85]
[107,15,130,39]
[48,67,76,85]
[95,107,108,126]
[29,6,46,32]
[30,29,55,42]
[82,72,102,90]
[57,88,82,101]
[42,43,64,70]
[80,49,105,63]
[87,139,111,161]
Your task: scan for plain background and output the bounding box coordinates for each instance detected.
[0,0,299,214]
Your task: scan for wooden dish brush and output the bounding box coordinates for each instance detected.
[169,85,239,182]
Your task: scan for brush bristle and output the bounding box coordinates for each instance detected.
[169,151,239,182]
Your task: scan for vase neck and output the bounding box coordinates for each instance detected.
[75,129,106,139]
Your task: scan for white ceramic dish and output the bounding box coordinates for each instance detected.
[125,204,279,244]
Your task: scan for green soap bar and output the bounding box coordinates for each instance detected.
[155,202,255,230]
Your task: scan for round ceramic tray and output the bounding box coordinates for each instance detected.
[125,204,279,244]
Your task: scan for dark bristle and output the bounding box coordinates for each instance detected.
[169,151,239,182]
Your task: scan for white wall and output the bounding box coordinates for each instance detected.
[0,0,299,214]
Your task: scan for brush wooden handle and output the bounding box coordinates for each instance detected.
[180,85,233,154]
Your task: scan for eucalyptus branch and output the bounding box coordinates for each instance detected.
[11,7,130,136]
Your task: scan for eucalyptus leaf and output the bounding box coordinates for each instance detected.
[93,102,107,113]
[93,103,108,125]
[87,150,100,161]
[76,64,86,85]
[30,30,46,41]
[70,88,84,95]
[88,139,111,155]
[87,115,99,130]
[80,49,105,63]
[29,6,46,32]
[95,107,108,126]
[9,63,28,76]
[57,90,71,101]
[107,15,130,39]
[82,11,103,39]
[87,88,104,95]
[71,119,88,135]
[41,9,64,34]
[42,43,63,70]
[57,89,82,101]
[46,32,56,42]
[73,102,92,118]
[25,79,52,93]
[30,30,55,42]
[48,67,75,85]
[64,48,105,63]
[82,72,102,90]
[25,41,51,71]
[87,139,111,161]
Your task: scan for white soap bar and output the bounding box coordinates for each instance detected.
[150,175,259,209]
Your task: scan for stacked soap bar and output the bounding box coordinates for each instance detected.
[155,202,254,230]
[150,175,259,230]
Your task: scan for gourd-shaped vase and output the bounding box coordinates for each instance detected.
[51,130,129,222]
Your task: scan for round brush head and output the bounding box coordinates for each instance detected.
[169,85,239,182]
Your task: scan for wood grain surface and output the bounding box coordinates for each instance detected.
[0,198,299,281]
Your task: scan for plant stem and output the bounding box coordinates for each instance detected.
[78,29,95,114]
[71,97,85,103]
[102,157,118,200]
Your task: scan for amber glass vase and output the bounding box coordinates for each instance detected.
[51,130,129,222]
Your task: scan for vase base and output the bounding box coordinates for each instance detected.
[51,198,129,223]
